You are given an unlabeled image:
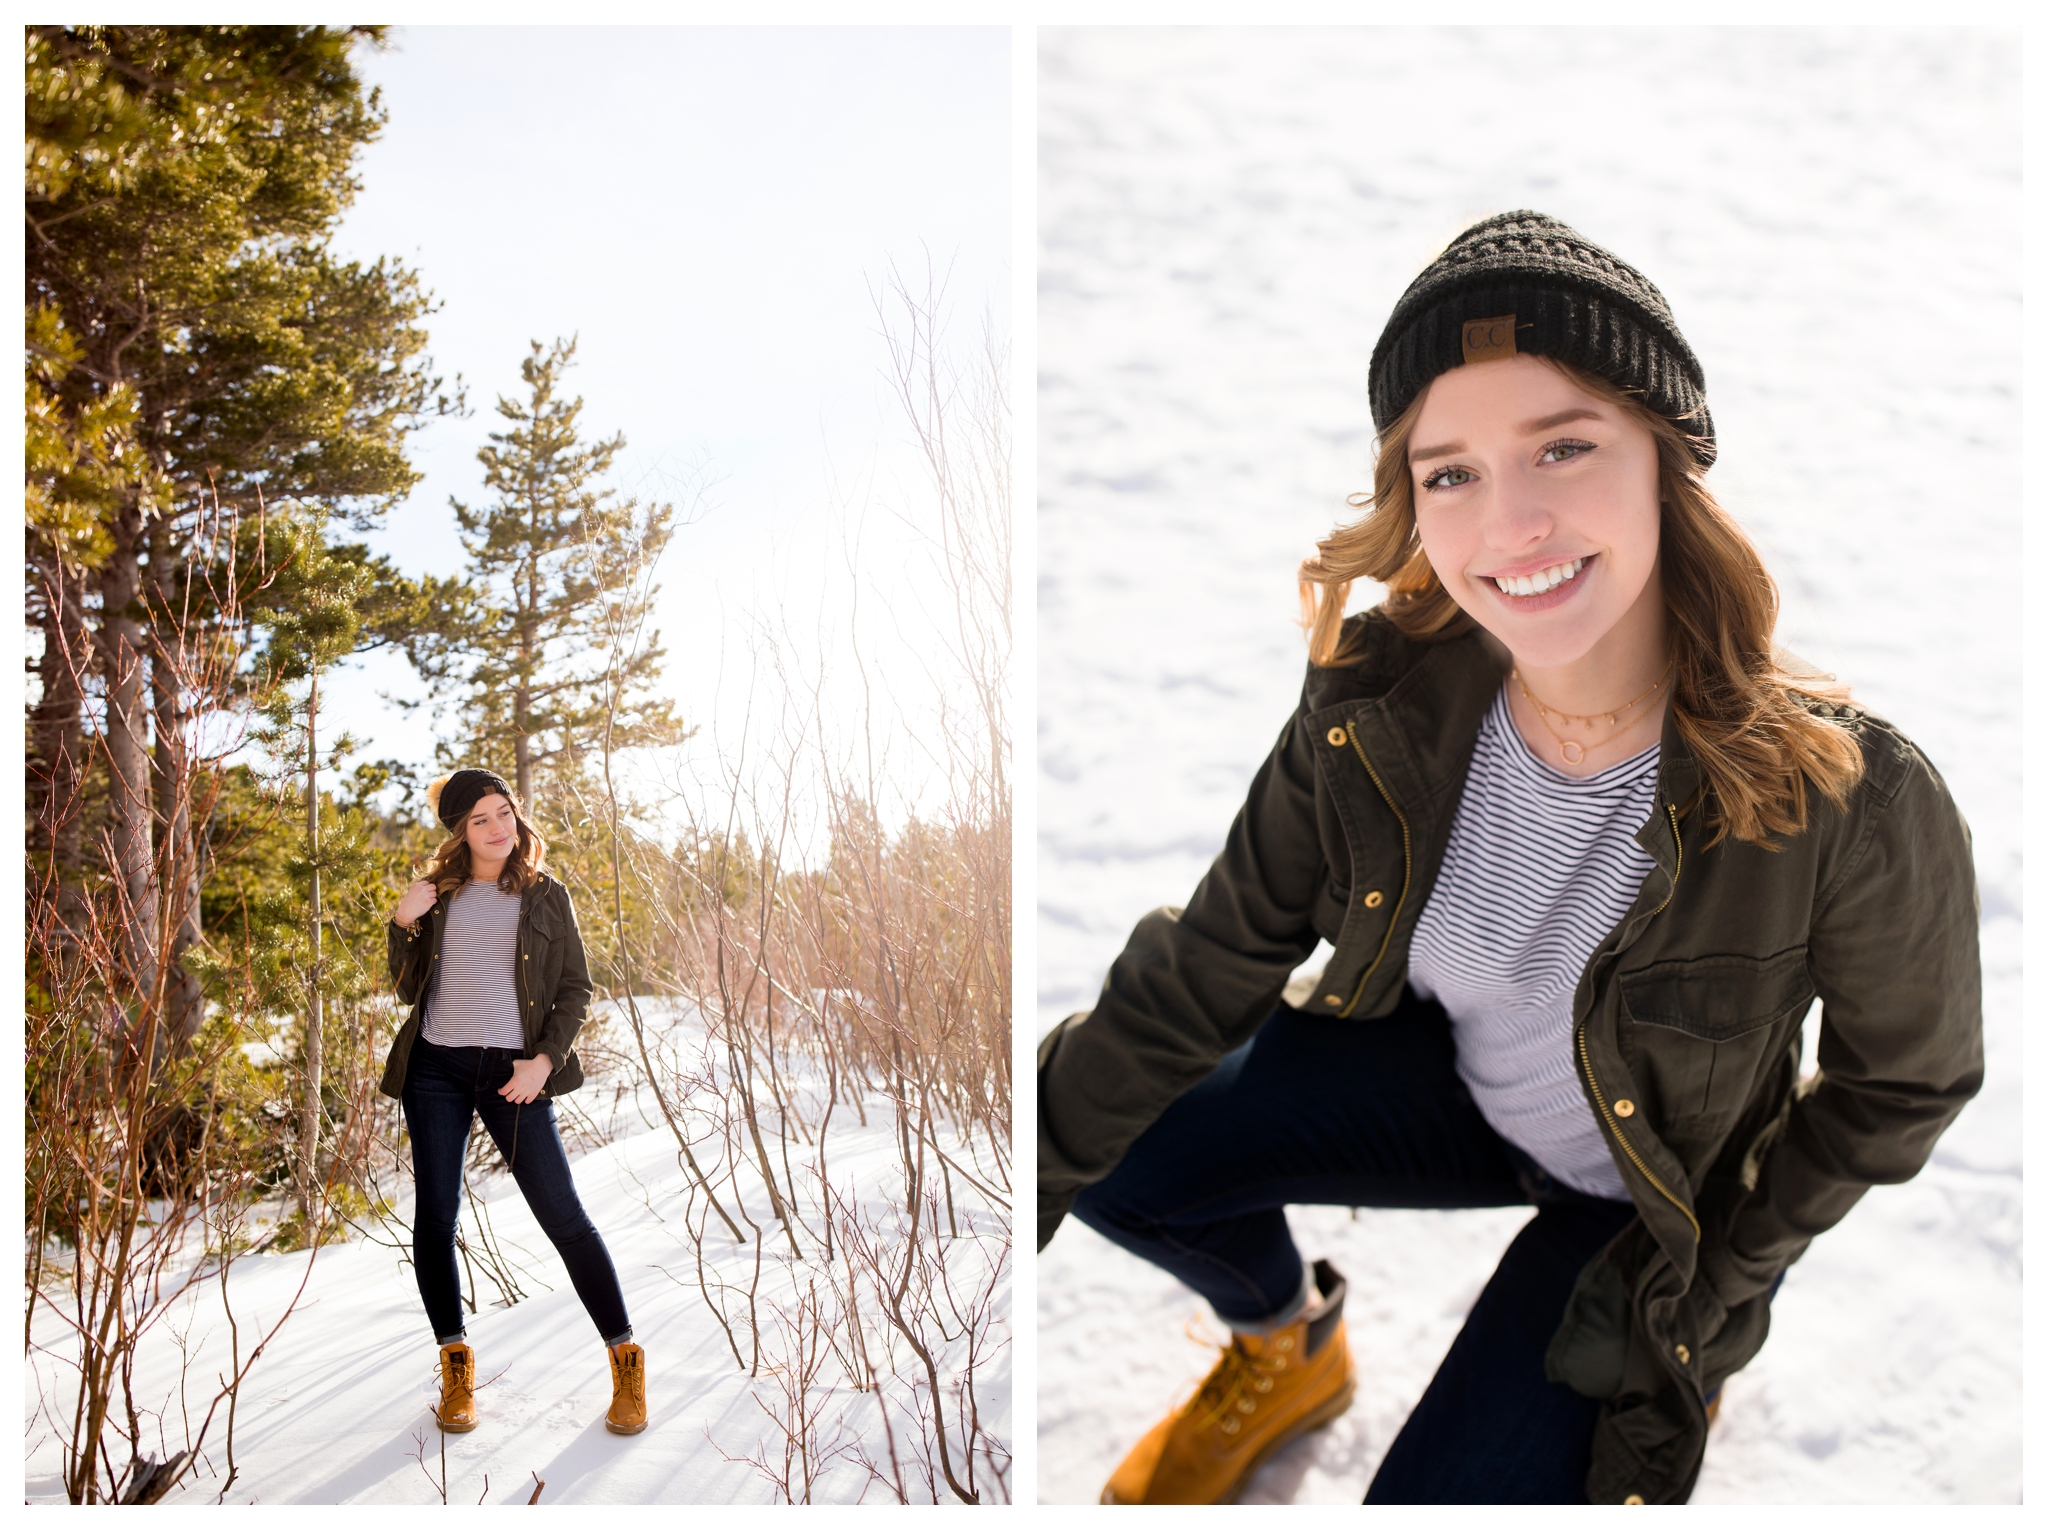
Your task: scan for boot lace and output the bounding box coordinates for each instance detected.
[615,1350,643,1405]
[1183,1325,1286,1435]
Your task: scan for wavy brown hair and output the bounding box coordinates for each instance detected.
[1299,358,1864,849]
[422,779,549,897]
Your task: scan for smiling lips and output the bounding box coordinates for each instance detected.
[1491,556,1587,598]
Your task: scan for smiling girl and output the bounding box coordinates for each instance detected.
[1036,213,1982,1504]
[382,768,646,1440]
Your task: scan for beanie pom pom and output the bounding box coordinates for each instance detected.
[426,773,452,823]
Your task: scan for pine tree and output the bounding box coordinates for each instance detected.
[250,513,389,1222]
[25,25,451,1058]
[410,337,688,807]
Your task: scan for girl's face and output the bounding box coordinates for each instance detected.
[464,793,519,866]
[1407,354,1664,672]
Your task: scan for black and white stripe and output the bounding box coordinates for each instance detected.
[423,880,527,1051]
[1407,686,1660,1200]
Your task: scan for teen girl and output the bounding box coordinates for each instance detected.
[1036,213,1982,1504]
[383,768,646,1437]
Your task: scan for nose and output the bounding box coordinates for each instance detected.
[1479,464,1554,554]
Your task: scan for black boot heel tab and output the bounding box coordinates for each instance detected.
[1306,1259,1348,1358]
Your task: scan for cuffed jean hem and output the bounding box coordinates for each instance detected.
[1222,1263,1314,1335]
[603,1327,635,1348]
[435,1329,468,1347]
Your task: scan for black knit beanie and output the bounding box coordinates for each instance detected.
[429,768,516,832]
[1368,211,1715,469]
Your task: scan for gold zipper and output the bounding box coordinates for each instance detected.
[1339,721,1412,1018]
[1577,1023,1699,1241]
[1648,802,1682,916]
[1579,800,1698,1241]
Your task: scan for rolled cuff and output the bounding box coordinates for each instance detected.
[1220,1261,1314,1336]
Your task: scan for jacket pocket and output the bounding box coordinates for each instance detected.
[1589,1392,1695,1504]
[1698,1283,1772,1395]
[1620,947,1815,1120]
[526,896,564,944]
[523,901,561,991]
[1545,1252,1630,1399]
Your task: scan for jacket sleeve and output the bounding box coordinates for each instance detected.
[389,917,430,1005]
[1038,695,1328,1250]
[535,886,594,1075]
[1702,737,1984,1305]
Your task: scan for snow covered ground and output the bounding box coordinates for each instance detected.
[1036,27,2020,1505]
[26,1003,1010,1504]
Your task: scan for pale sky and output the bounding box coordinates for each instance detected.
[323,25,1011,815]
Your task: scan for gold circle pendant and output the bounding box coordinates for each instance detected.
[1560,740,1585,765]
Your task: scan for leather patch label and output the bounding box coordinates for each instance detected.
[1461,313,1518,364]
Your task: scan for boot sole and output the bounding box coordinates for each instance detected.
[433,1411,478,1434]
[605,1418,648,1435]
[1215,1373,1359,1506]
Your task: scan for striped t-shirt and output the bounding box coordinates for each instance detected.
[423,879,527,1051]
[1406,686,1660,1200]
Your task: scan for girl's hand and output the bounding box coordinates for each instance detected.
[392,879,438,927]
[499,1054,554,1104]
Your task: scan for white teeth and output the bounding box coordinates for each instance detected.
[1494,558,1584,596]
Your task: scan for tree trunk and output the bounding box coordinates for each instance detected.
[298,667,325,1225]
[95,499,159,1051]
[29,540,89,890]
[515,506,538,806]
[147,513,205,1056]
[514,696,532,807]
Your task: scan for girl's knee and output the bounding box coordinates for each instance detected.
[541,1213,602,1254]
[1072,1179,1152,1240]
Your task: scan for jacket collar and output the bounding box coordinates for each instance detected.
[1350,627,1502,810]
[1356,619,1702,870]
[436,869,553,910]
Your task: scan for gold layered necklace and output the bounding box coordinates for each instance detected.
[1511,658,1674,767]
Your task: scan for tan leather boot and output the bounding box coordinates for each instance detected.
[605,1343,648,1435]
[1102,1260,1355,1505]
[434,1342,478,1433]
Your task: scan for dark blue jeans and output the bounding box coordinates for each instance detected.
[401,1036,632,1347]
[1071,990,1641,1504]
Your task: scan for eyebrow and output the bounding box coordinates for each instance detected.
[1409,407,1608,465]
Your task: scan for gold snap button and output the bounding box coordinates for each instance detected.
[1323,995,1341,1007]
[1364,890,1384,908]
[1614,1098,1636,1118]
[1675,1344,1690,1365]
[1326,726,1347,747]
[1624,1495,1646,1505]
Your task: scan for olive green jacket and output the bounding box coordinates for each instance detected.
[1037,609,1982,1504]
[378,871,594,1100]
